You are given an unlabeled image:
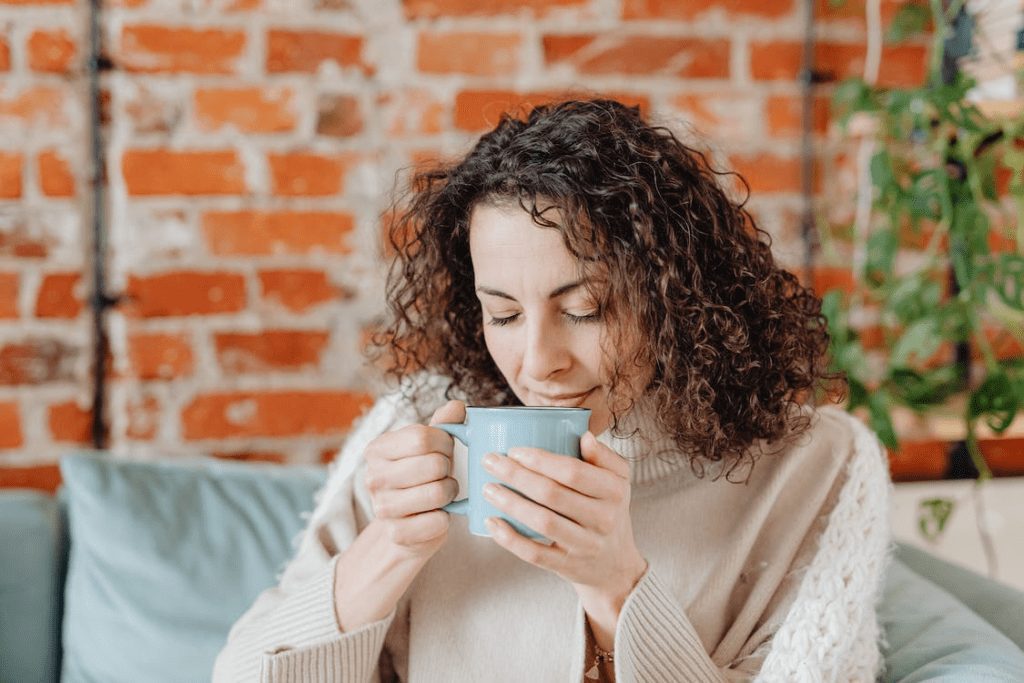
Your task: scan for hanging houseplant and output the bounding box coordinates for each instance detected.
[821,0,1024,550]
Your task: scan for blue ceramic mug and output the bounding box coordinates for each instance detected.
[436,406,591,541]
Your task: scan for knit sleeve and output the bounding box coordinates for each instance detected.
[608,412,892,683]
[211,389,424,683]
[752,412,892,683]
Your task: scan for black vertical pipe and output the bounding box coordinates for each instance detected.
[87,0,110,449]
[799,0,818,291]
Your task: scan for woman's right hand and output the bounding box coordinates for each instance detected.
[362,399,465,561]
[333,400,465,632]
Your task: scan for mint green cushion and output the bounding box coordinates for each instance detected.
[880,559,1024,682]
[895,542,1024,651]
[59,452,327,683]
[0,489,64,683]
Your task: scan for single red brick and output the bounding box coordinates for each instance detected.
[48,400,92,444]
[126,271,247,317]
[0,273,17,318]
[0,86,66,128]
[27,29,76,73]
[405,0,587,17]
[127,332,194,379]
[122,149,245,196]
[214,330,331,374]
[266,30,366,73]
[0,338,79,385]
[316,93,363,137]
[0,224,48,258]
[668,92,761,139]
[0,464,61,493]
[37,150,75,197]
[0,401,23,448]
[418,31,522,76]
[202,211,355,255]
[454,89,649,132]
[181,390,373,439]
[623,0,793,19]
[193,87,297,133]
[266,152,349,196]
[0,34,11,71]
[728,152,803,193]
[258,269,341,312]
[35,272,82,318]
[764,94,831,136]
[119,25,246,74]
[543,34,730,77]
[810,266,856,296]
[0,152,22,198]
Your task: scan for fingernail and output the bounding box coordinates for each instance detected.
[483,483,500,500]
[508,448,527,463]
[484,517,498,533]
[483,453,499,469]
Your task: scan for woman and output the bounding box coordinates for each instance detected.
[213,99,891,682]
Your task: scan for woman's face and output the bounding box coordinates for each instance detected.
[469,202,628,434]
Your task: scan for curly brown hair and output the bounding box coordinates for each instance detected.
[372,98,838,480]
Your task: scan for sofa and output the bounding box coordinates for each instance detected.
[2,451,1023,683]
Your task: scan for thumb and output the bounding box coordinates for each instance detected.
[429,399,466,426]
[580,431,629,479]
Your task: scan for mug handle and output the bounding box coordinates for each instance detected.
[434,423,469,516]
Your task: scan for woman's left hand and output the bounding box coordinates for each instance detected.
[481,431,648,606]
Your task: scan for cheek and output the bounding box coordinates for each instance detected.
[482,327,518,374]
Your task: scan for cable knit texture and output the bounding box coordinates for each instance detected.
[213,377,892,683]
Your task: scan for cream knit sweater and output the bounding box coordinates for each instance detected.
[213,385,892,683]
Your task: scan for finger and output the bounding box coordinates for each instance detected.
[367,424,455,462]
[483,515,566,571]
[579,431,630,479]
[365,453,450,491]
[503,445,623,500]
[484,452,607,525]
[374,477,459,518]
[482,481,589,549]
[429,399,466,426]
[381,509,450,546]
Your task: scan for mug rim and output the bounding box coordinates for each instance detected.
[465,405,591,413]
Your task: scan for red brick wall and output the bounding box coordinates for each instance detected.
[0,0,930,488]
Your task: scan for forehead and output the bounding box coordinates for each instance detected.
[468,203,580,274]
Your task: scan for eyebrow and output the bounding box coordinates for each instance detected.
[476,280,585,301]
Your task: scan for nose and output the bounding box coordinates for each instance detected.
[521,315,571,382]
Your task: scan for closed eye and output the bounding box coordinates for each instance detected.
[487,311,600,327]
[487,313,520,327]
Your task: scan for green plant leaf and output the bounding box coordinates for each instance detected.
[890,316,943,367]
[993,254,1024,311]
[867,389,899,448]
[918,497,955,541]
[885,275,942,322]
[870,150,896,192]
[887,2,931,42]
[968,371,1020,433]
[889,366,962,409]
[866,229,899,282]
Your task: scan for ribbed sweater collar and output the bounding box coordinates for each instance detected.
[594,397,694,487]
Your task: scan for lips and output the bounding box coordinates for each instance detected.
[533,387,597,407]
